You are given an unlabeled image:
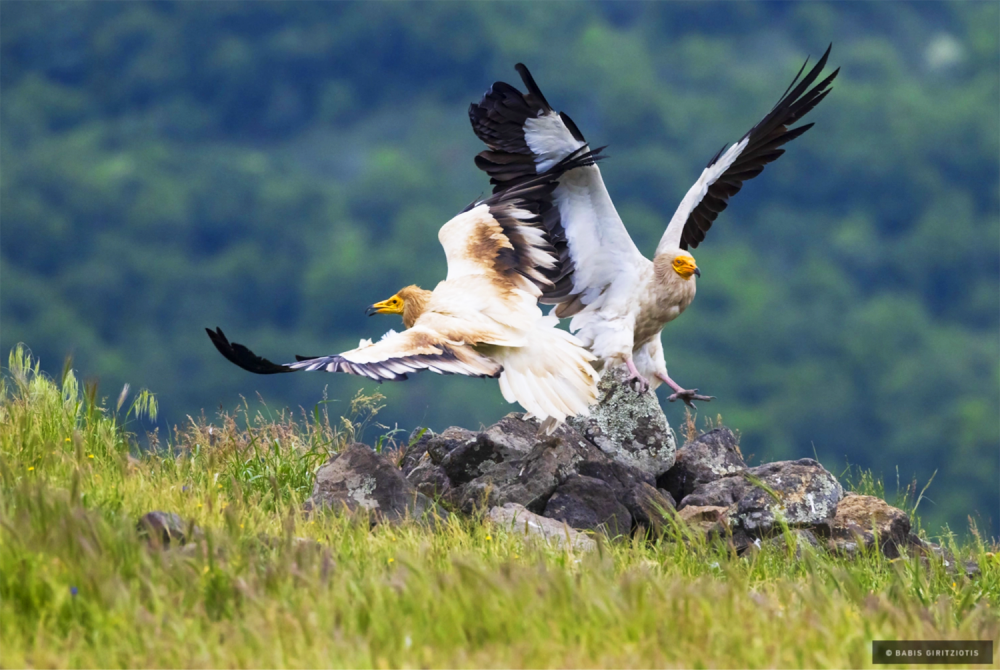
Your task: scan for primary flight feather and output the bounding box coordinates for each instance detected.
[207,151,602,431]
[469,46,839,405]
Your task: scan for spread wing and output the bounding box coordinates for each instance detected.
[469,64,647,318]
[442,148,603,304]
[206,326,501,382]
[657,45,839,253]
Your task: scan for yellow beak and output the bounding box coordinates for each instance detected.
[365,296,403,316]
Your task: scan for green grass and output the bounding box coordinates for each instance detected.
[2,345,998,669]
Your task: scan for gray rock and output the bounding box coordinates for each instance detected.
[138,511,191,546]
[570,364,677,478]
[679,475,750,509]
[425,427,480,467]
[488,503,596,552]
[828,493,911,558]
[399,427,434,475]
[405,452,452,499]
[544,474,632,536]
[456,433,591,513]
[624,482,676,528]
[305,443,444,523]
[734,459,843,535]
[660,427,746,501]
[680,458,843,538]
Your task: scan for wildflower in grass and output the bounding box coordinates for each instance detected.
[70,586,78,597]
[27,466,34,471]
[485,535,492,541]
[64,437,71,442]
[88,454,94,459]
[182,486,188,492]
[388,557,395,564]
[203,566,209,574]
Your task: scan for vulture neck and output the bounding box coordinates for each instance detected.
[399,286,433,329]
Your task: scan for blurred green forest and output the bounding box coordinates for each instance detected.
[1,2,997,536]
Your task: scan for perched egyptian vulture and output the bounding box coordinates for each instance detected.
[469,46,838,406]
[206,151,601,430]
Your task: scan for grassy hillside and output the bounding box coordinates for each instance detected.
[2,347,998,668]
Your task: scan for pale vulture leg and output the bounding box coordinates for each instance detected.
[624,356,651,394]
[656,371,714,409]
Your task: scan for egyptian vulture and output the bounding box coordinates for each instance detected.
[206,151,601,430]
[469,46,838,406]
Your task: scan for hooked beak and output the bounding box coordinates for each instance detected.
[694,267,701,278]
[366,296,401,317]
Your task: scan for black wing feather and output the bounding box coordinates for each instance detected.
[680,44,839,250]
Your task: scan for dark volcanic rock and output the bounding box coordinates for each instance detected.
[405,453,452,499]
[660,427,746,501]
[624,482,676,527]
[305,443,443,523]
[544,475,632,535]
[828,493,911,558]
[456,433,589,513]
[570,364,677,478]
[138,511,191,546]
[679,475,749,509]
[399,427,434,475]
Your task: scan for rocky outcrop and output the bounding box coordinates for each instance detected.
[570,364,677,478]
[307,400,921,562]
[305,443,445,523]
[660,427,746,501]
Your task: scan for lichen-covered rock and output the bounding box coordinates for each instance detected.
[660,427,746,501]
[543,475,632,536]
[306,443,444,523]
[488,503,596,552]
[570,364,677,478]
[828,493,910,558]
[734,459,843,535]
[679,458,843,538]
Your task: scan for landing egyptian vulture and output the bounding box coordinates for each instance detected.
[469,46,838,406]
[206,151,601,430]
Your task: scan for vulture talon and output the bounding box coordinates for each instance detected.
[667,389,715,409]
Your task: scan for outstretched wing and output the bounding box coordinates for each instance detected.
[206,326,502,382]
[440,149,601,302]
[657,45,839,253]
[469,64,646,318]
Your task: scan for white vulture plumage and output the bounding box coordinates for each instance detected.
[468,46,839,406]
[207,151,601,431]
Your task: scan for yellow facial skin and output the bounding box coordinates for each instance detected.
[672,255,701,280]
[366,294,405,316]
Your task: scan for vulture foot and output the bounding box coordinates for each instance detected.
[667,388,715,409]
